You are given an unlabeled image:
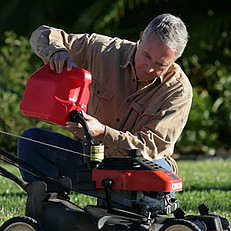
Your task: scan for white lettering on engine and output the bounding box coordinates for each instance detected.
[172,182,182,190]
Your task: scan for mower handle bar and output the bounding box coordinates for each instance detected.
[0,148,70,196]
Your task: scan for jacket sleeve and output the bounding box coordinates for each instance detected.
[30,25,91,67]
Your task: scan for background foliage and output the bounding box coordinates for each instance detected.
[0,0,230,155]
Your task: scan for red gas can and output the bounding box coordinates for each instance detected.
[20,64,92,125]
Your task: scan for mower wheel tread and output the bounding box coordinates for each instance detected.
[0,216,42,231]
[159,219,202,231]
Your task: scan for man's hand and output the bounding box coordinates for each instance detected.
[65,111,106,142]
[50,50,73,74]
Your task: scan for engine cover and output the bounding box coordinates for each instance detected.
[92,156,182,192]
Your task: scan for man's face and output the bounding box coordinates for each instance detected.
[134,33,176,82]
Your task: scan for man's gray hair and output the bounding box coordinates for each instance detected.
[142,13,189,59]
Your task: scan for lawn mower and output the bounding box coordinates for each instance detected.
[0,65,230,230]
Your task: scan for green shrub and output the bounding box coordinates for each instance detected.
[177,54,231,155]
[177,88,219,155]
[0,32,38,152]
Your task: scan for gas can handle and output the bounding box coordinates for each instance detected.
[69,110,94,145]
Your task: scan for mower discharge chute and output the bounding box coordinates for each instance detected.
[0,65,230,231]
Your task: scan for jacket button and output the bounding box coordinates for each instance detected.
[116,118,120,122]
[126,99,130,103]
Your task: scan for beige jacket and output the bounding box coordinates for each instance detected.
[30,25,193,174]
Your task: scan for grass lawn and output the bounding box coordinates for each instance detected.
[0,158,230,226]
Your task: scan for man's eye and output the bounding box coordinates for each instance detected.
[157,62,168,67]
[145,54,151,59]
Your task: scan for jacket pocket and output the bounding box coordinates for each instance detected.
[89,78,114,115]
[130,101,159,116]
[91,78,114,100]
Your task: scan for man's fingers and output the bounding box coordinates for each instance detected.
[50,57,55,71]
[81,111,91,120]
[50,51,73,73]
[50,52,63,73]
[57,58,64,74]
[66,121,83,129]
[67,57,73,71]
[55,52,65,74]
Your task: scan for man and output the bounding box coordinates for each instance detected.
[18,13,192,188]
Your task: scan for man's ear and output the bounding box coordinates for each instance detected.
[140,31,143,42]
[137,31,143,46]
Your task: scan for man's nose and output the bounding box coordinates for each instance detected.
[145,62,155,73]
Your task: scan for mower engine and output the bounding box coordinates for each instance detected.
[75,151,182,218]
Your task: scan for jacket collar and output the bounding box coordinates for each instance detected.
[120,42,137,69]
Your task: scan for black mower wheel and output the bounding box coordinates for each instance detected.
[159,219,202,231]
[0,216,42,231]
